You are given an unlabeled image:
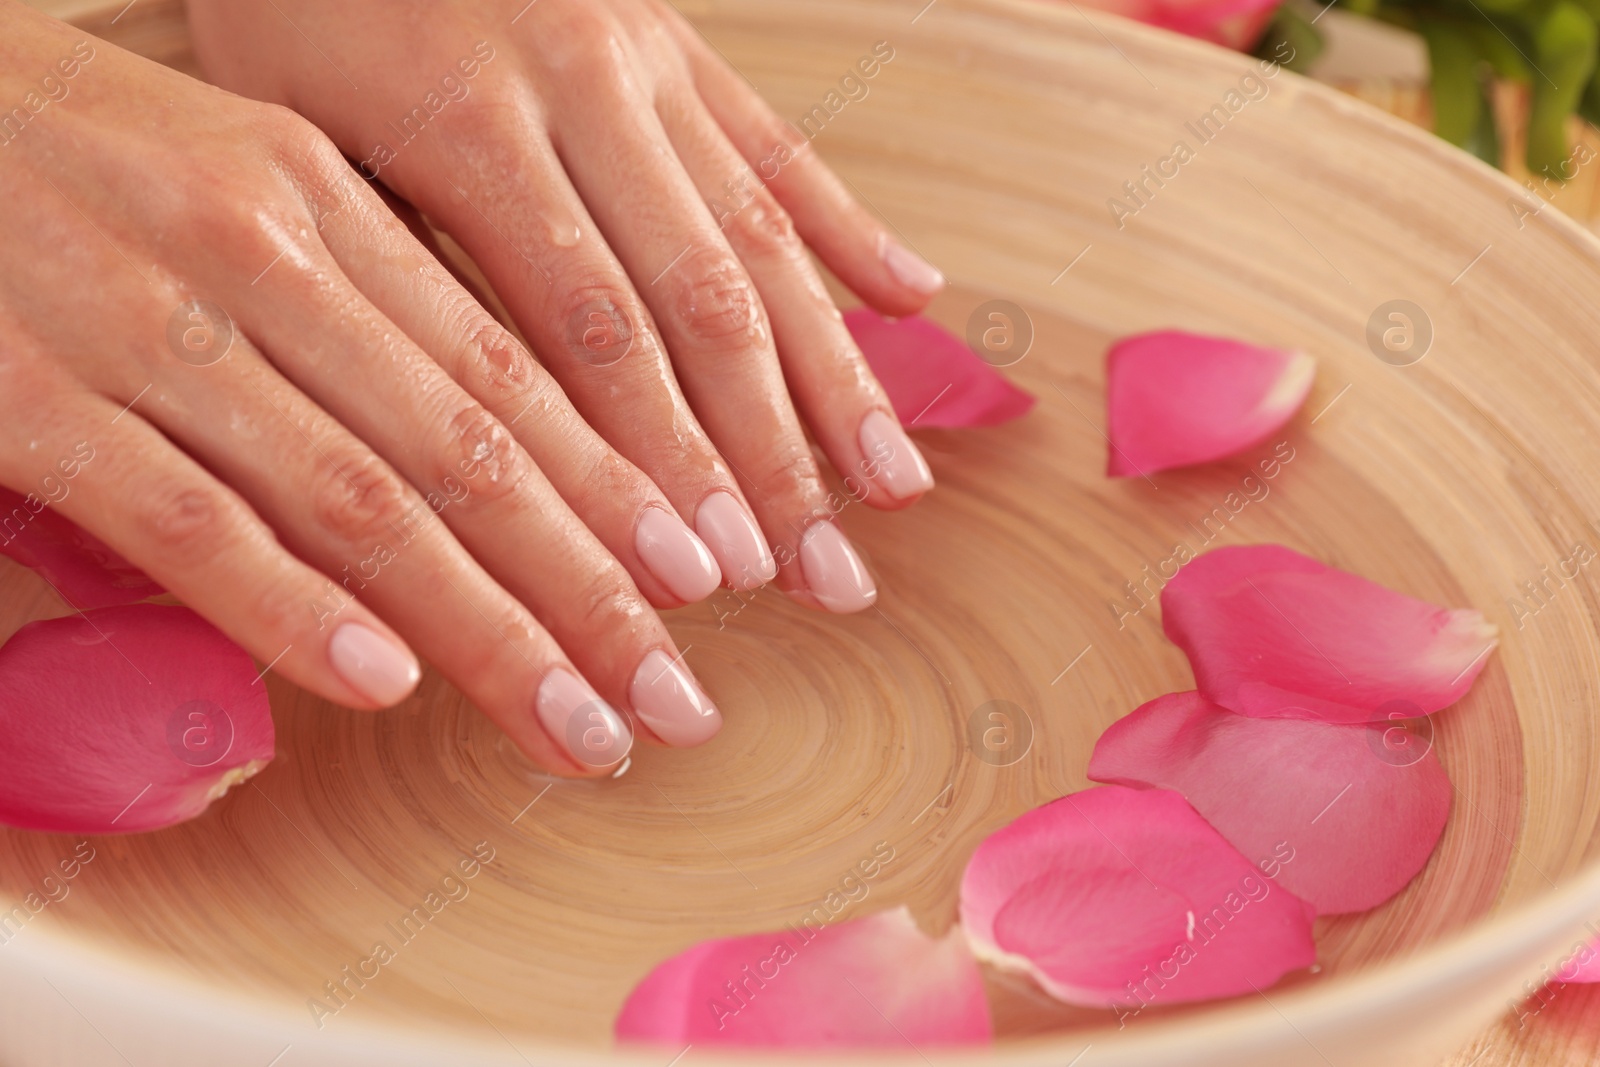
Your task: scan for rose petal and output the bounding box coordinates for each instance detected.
[960,786,1316,1009]
[1105,330,1313,477]
[0,488,162,608]
[1161,544,1498,723]
[844,309,1035,428]
[615,906,991,1048]
[1088,691,1451,914]
[0,604,273,834]
[1065,0,1280,48]
[1555,936,1600,983]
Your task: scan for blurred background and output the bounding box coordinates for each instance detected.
[1075,0,1600,227]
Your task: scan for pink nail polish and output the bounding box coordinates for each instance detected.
[535,668,632,768]
[630,649,721,747]
[859,410,934,500]
[636,507,721,603]
[798,521,877,613]
[328,622,420,706]
[882,238,946,296]
[695,490,777,591]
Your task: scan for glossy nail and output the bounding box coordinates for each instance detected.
[859,409,934,500]
[630,649,721,747]
[328,622,420,706]
[882,238,946,296]
[636,507,721,603]
[799,521,877,613]
[535,668,631,769]
[695,490,777,590]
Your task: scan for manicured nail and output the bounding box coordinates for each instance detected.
[636,506,721,603]
[859,409,934,499]
[695,490,777,591]
[535,668,632,769]
[882,238,945,296]
[328,622,420,706]
[629,649,721,747]
[799,521,877,613]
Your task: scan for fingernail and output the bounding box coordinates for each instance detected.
[328,622,420,706]
[882,238,945,296]
[535,668,632,769]
[859,409,934,499]
[695,490,777,591]
[630,649,721,747]
[636,506,721,603]
[799,521,877,613]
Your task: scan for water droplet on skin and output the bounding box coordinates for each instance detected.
[549,216,581,248]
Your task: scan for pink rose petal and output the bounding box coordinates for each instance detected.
[1105,330,1313,477]
[960,786,1316,1009]
[0,604,273,834]
[1556,936,1600,983]
[1061,0,1279,47]
[615,905,991,1048]
[844,309,1035,428]
[0,487,162,608]
[1088,691,1451,914]
[1161,544,1497,723]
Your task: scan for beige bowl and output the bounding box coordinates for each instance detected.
[6,1,1600,1065]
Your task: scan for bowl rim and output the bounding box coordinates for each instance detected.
[9,0,1600,1062]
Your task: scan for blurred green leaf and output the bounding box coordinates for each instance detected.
[1423,23,1485,144]
[1579,69,1600,124]
[1252,6,1325,71]
[1465,22,1534,79]
[1465,77,1504,160]
[1475,0,1532,13]
[1526,0,1597,176]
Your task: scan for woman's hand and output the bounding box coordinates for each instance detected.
[185,0,943,614]
[0,1,727,775]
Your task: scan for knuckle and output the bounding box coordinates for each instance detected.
[140,485,231,559]
[254,101,339,173]
[559,11,629,70]
[461,314,544,405]
[750,443,822,503]
[570,573,641,634]
[553,280,639,367]
[436,403,529,507]
[256,581,320,641]
[309,450,414,546]
[574,447,643,516]
[724,190,802,263]
[672,252,765,349]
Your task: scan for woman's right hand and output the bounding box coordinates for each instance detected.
[0,1,725,776]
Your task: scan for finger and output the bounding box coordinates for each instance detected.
[549,50,878,613]
[207,211,723,751]
[0,368,419,713]
[132,327,652,771]
[319,178,723,608]
[367,100,778,594]
[655,82,935,511]
[664,15,945,318]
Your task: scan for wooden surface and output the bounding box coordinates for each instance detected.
[7,0,1600,1064]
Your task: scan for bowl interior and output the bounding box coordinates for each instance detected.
[7,1,1600,1065]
